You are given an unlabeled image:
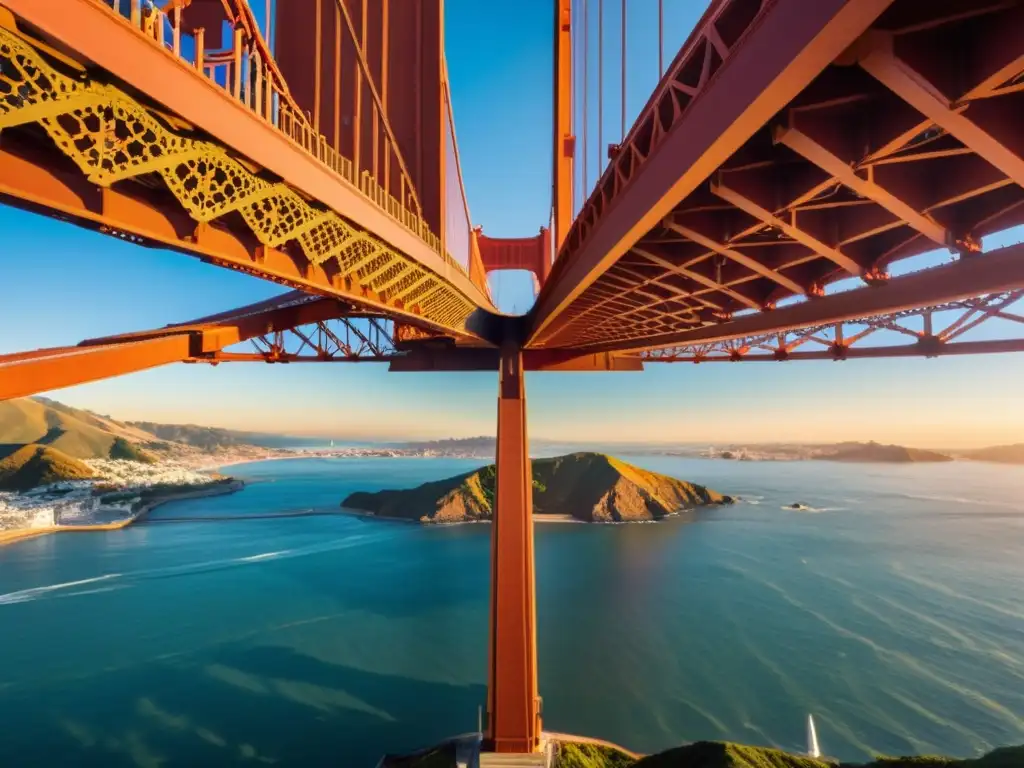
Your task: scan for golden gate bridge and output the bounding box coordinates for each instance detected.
[1,0,1023,756]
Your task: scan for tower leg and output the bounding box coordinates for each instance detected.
[485,342,540,753]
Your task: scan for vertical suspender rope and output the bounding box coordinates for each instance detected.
[265,0,271,47]
[313,0,322,132]
[582,0,588,196]
[658,0,664,76]
[573,0,581,215]
[597,0,603,177]
[620,0,625,140]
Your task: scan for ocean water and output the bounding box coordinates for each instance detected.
[0,457,1022,767]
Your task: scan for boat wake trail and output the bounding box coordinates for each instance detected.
[0,574,122,605]
[0,532,389,606]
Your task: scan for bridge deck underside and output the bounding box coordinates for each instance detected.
[0,5,494,344]
[532,0,1024,353]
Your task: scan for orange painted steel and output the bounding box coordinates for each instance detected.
[553,0,574,249]
[0,336,194,402]
[477,229,553,288]
[486,343,540,754]
[530,0,896,344]
[0,146,479,338]
[0,294,354,401]
[858,32,1024,190]
[3,0,490,311]
[389,348,643,373]
[530,0,1024,353]
[644,339,1024,362]
[273,0,426,219]
[576,241,1024,354]
[642,293,1024,362]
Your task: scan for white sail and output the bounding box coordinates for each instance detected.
[806,714,821,758]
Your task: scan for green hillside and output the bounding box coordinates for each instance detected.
[126,421,262,452]
[0,444,94,491]
[108,437,157,463]
[343,452,731,523]
[0,398,161,460]
[385,741,1024,768]
[0,398,203,462]
[632,742,1024,768]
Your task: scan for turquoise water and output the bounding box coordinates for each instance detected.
[1,457,1022,766]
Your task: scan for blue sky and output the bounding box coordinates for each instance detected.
[2,0,1024,448]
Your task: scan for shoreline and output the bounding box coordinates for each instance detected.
[0,480,245,548]
[336,509,693,526]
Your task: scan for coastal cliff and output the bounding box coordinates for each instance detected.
[342,452,731,523]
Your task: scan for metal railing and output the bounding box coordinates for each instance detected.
[94,0,468,278]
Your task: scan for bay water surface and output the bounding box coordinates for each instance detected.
[0,457,1022,766]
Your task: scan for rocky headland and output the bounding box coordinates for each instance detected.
[342,452,733,524]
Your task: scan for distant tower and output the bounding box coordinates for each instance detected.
[806,714,821,759]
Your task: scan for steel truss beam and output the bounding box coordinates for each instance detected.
[0,10,491,339]
[202,316,400,363]
[642,292,1024,362]
[0,292,392,400]
[571,240,1024,353]
[530,1,1024,352]
[529,0,895,343]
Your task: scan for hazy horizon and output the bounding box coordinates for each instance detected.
[20,395,1020,452]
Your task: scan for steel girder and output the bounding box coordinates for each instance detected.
[642,291,1024,362]
[529,0,1024,354]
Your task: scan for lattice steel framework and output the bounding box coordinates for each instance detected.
[0,16,479,334]
[642,291,1024,362]
[531,0,1024,351]
[203,316,400,363]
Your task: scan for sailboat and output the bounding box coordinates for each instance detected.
[806,713,821,759]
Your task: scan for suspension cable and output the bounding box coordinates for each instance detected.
[570,0,576,214]
[582,0,588,197]
[658,0,664,76]
[598,0,603,177]
[620,0,626,139]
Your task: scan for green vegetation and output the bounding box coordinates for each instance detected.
[635,742,827,768]
[845,746,1024,767]
[379,744,456,768]
[0,444,94,491]
[556,742,636,768]
[108,437,157,463]
[376,741,1023,768]
[128,421,257,452]
[549,742,1024,768]
[0,397,162,459]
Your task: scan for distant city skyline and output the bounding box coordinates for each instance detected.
[3,0,1024,450]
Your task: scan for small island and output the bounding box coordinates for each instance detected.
[342,452,733,524]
